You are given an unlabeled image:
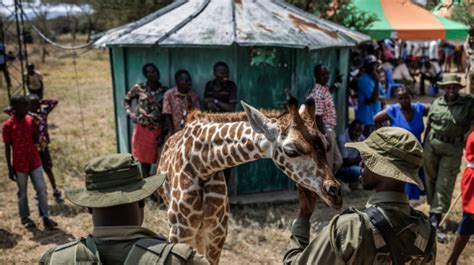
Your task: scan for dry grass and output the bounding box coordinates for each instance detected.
[0,42,473,264]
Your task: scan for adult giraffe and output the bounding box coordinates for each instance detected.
[157,97,342,264]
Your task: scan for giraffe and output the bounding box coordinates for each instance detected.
[157,97,342,264]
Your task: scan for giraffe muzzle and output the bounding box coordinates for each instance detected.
[322,181,342,209]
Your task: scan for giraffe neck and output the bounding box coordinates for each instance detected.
[191,121,272,176]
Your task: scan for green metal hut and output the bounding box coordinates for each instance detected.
[94,0,369,195]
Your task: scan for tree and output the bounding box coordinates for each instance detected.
[449,2,474,26]
[83,0,173,29]
[286,0,377,33]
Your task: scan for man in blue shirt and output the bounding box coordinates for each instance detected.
[356,55,384,137]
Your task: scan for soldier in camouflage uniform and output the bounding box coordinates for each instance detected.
[283,127,436,265]
[423,75,474,231]
[40,154,208,265]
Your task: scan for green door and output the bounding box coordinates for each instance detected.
[234,47,294,194]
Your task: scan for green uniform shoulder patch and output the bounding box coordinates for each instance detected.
[39,237,99,265]
[124,238,175,265]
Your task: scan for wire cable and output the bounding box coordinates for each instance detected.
[71,50,91,154]
[19,5,94,50]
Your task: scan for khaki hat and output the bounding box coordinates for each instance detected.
[345,127,424,190]
[66,154,165,208]
[437,75,464,88]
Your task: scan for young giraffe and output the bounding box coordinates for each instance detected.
[157,98,342,264]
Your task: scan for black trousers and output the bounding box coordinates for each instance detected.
[420,74,442,95]
[0,64,11,87]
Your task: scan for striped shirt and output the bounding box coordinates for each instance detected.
[307,83,337,129]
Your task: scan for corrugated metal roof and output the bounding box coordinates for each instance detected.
[93,0,370,50]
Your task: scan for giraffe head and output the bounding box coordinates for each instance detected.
[241,97,342,209]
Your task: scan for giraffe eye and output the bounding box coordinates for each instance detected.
[284,148,300,158]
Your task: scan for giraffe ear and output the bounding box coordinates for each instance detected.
[241,100,278,141]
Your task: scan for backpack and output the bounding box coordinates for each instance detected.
[39,236,195,265]
[329,206,436,265]
[363,206,436,265]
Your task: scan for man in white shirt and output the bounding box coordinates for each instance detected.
[420,60,442,96]
[429,40,440,61]
[393,59,416,94]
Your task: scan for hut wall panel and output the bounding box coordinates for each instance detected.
[167,47,234,96]
[125,48,171,88]
[337,48,351,134]
[110,47,129,153]
[233,46,294,193]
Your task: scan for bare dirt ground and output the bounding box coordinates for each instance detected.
[0,47,473,264]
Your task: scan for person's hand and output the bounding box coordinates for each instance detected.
[297,185,317,221]
[371,72,380,82]
[8,167,17,181]
[206,102,219,111]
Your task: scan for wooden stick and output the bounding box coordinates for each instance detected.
[439,193,462,227]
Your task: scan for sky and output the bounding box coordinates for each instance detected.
[0,0,92,20]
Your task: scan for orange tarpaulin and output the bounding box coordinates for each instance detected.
[381,0,445,39]
[353,0,469,40]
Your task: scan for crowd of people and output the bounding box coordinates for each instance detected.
[2,33,474,263]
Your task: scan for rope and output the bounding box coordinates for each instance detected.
[71,51,91,154]
[19,6,94,50]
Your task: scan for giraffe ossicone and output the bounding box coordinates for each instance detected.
[157,97,342,264]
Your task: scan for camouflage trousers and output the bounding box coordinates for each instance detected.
[423,137,463,214]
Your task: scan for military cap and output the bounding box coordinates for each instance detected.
[346,127,424,190]
[66,154,165,208]
[437,74,464,88]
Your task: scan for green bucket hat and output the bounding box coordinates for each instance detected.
[437,75,464,88]
[345,127,424,190]
[65,154,165,208]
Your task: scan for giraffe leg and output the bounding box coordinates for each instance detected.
[168,185,204,252]
[201,171,229,265]
[194,226,206,254]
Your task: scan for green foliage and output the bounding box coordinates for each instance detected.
[449,3,474,26]
[286,0,377,33]
[82,0,173,29]
[332,2,378,33]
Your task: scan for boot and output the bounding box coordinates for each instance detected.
[43,217,58,230]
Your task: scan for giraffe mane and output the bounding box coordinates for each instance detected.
[186,110,286,123]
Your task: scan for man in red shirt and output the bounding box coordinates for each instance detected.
[3,96,56,229]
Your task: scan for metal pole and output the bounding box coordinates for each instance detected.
[18,0,28,75]
[14,0,26,95]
